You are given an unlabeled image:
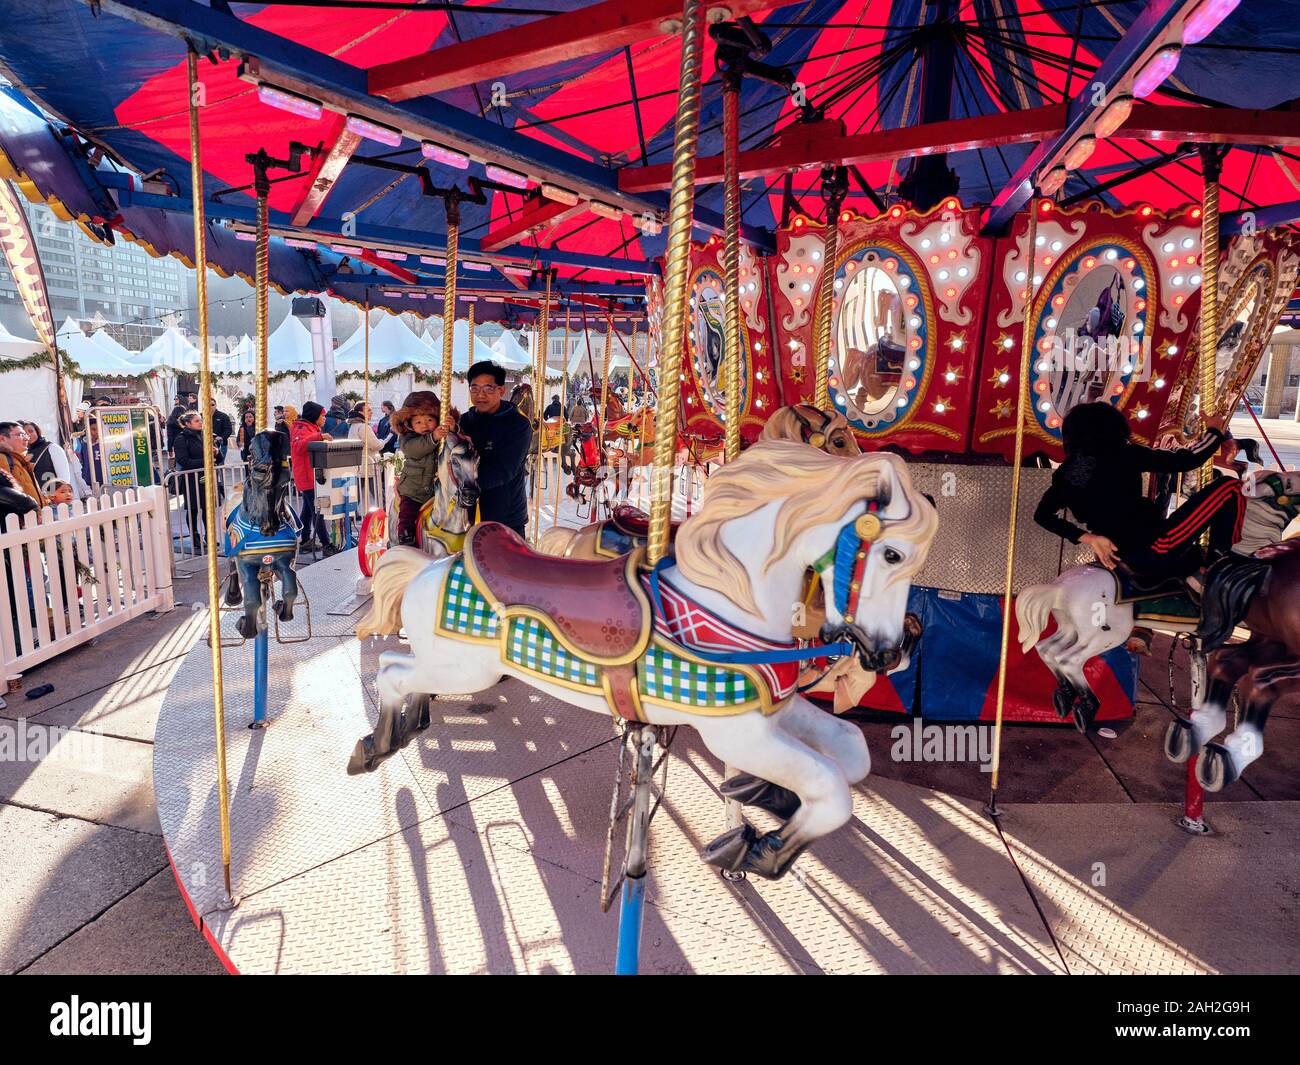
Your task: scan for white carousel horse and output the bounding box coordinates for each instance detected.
[358,429,479,577]
[349,440,938,879]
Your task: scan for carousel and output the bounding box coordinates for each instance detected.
[2,0,1297,974]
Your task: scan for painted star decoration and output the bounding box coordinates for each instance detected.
[989,366,1011,388]
[932,396,953,415]
[989,399,1013,418]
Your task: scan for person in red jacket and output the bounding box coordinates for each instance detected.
[290,401,336,555]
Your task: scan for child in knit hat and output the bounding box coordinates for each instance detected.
[391,391,443,546]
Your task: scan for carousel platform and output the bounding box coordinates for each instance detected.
[153,552,1300,975]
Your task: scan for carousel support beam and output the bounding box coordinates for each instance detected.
[480,197,586,253]
[1118,104,1300,148]
[185,48,234,904]
[1219,198,1300,235]
[648,0,709,567]
[982,0,1200,235]
[368,0,774,102]
[290,117,361,227]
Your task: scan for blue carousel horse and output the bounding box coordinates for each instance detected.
[223,428,301,639]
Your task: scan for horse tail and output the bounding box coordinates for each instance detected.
[535,525,577,557]
[1015,581,1057,654]
[357,546,429,639]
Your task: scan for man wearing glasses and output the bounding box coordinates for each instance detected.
[457,360,532,537]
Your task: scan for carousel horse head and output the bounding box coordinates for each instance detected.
[430,428,480,535]
[674,440,937,673]
[760,404,860,456]
[243,428,293,537]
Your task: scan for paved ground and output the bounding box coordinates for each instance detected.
[2,426,1297,976]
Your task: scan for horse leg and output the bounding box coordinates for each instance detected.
[236,560,261,639]
[274,554,298,622]
[1167,640,1252,762]
[695,714,851,881]
[1198,655,1300,791]
[719,696,871,819]
[347,651,430,775]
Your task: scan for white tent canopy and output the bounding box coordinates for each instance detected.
[335,313,435,373]
[560,331,633,376]
[265,313,315,374]
[134,326,200,373]
[56,318,138,375]
[490,328,532,370]
[0,319,43,360]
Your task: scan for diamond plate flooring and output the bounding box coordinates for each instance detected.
[155,554,1300,974]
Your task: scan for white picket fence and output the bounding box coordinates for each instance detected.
[0,485,174,682]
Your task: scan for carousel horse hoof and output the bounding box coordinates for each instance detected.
[1070,690,1100,734]
[1164,718,1194,764]
[701,824,800,881]
[223,571,243,607]
[1196,742,1236,793]
[235,615,259,639]
[276,600,295,623]
[719,773,802,819]
[1051,685,1074,721]
[346,735,379,775]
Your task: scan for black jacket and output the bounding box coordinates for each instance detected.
[458,400,532,529]
[1034,428,1225,550]
[211,409,234,445]
[173,426,210,474]
[377,414,398,454]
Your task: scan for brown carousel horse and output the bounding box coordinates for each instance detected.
[538,404,859,559]
[1166,538,1300,791]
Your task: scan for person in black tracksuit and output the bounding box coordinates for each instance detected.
[173,412,216,551]
[1034,401,1240,587]
[456,361,532,537]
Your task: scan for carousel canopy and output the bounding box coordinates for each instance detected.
[0,0,1293,329]
[334,312,436,373]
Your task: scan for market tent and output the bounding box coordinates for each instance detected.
[135,327,199,373]
[90,328,136,364]
[451,318,496,373]
[0,320,43,360]
[334,312,435,373]
[56,319,138,375]
[490,329,532,371]
[265,314,315,374]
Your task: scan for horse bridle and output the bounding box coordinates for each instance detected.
[791,405,855,454]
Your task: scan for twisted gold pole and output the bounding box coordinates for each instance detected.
[648,0,706,566]
[813,169,846,410]
[988,197,1041,802]
[467,299,475,355]
[600,311,614,436]
[187,49,233,902]
[722,82,742,462]
[1198,148,1222,501]
[440,218,459,428]
[363,296,371,515]
[552,307,569,528]
[254,190,269,432]
[530,272,551,541]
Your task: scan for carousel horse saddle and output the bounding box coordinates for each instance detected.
[464,521,651,662]
[611,503,679,541]
[1111,563,1189,605]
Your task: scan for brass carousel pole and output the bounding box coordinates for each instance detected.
[722,71,743,462]
[530,271,552,541]
[440,203,459,429]
[467,299,475,357]
[987,195,1041,816]
[1198,146,1223,491]
[253,170,270,432]
[363,296,371,515]
[648,0,708,566]
[812,165,848,411]
[552,307,570,528]
[599,310,614,439]
[186,48,234,900]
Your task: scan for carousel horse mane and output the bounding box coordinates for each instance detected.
[243,428,293,537]
[674,440,936,620]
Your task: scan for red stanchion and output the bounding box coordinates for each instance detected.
[1179,753,1210,834]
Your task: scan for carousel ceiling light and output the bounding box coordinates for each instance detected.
[331,243,362,254]
[1183,0,1241,44]
[345,114,403,147]
[1094,95,1134,139]
[1063,134,1096,171]
[285,237,316,250]
[462,261,492,272]
[256,83,323,120]
[409,292,428,299]
[1039,167,1067,196]
[589,201,622,220]
[485,164,529,189]
[421,142,469,169]
[541,183,579,205]
[234,231,257,242]
[1133,45,1182,98]
[419,255,446,267]
[375,249,409,261]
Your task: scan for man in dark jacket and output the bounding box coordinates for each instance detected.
[173,411,217,552]
[457,361,532,537]
[209,400,234,464]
